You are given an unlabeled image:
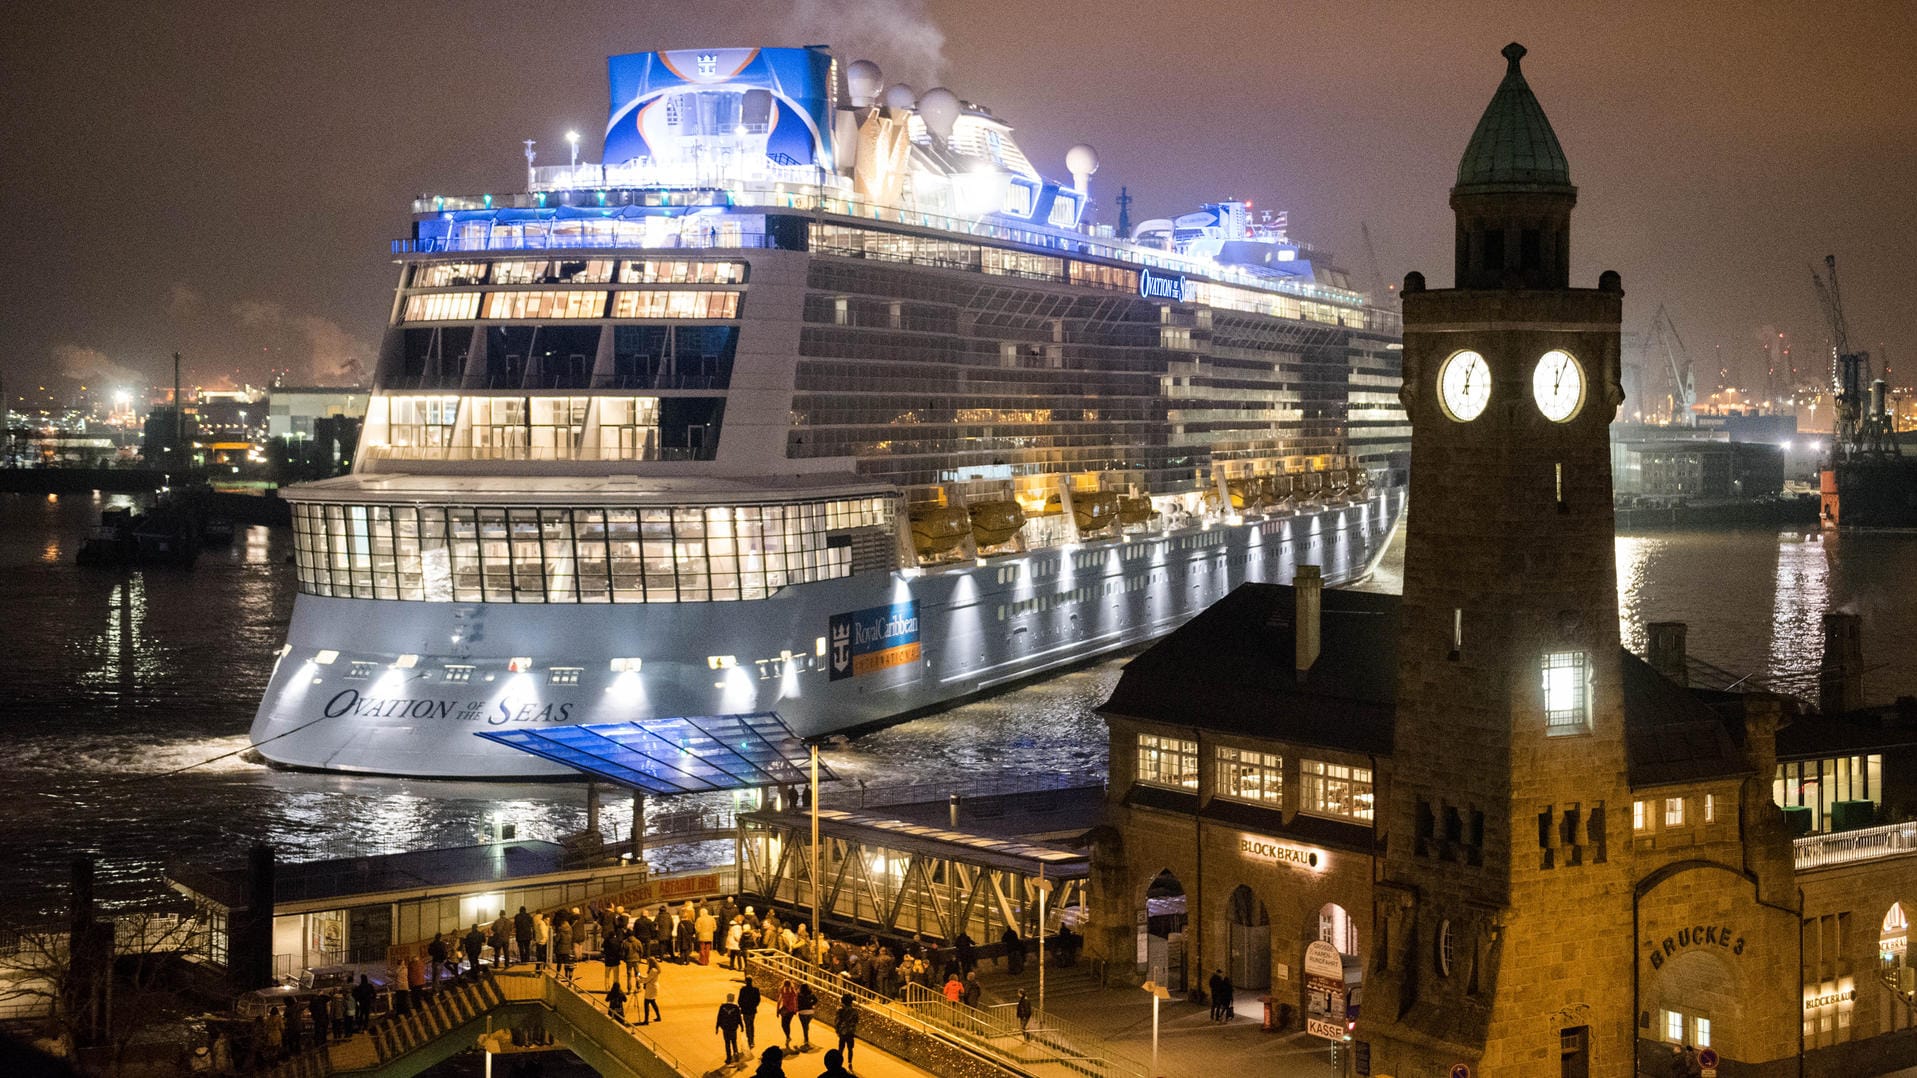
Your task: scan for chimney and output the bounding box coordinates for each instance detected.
[1295,565,1322,676]
[1647,621,1688,686]
[1820,613,1864,715]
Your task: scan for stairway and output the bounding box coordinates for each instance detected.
[368,972,509,1063]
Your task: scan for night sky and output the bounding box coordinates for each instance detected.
[4,1,1913,407]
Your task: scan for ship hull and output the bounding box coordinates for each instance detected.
[250,488,1404,778]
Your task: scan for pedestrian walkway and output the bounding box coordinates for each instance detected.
[566,955,940,1078]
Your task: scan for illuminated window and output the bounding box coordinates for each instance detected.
[402,292,482,322]
[507,657,533,673]
[1705,794,1715,823]
[610,290,741,319]
[1695,1016,1711,1048]
[482,290,607,320]
[1541,651,1590,733]
[314,649,340,665]
[1300,759,1374,822]
[609,658,642,673]
[443,665,473,683]
[1216,747,1283,805]
[1664,1010,1683,1043]
[346,661,378,680]
[549,667,582,685]
[1633,800,1647,832]
[1136,733,1198,791]
[1664,797,1685,828]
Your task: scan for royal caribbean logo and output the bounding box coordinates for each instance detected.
[697,53,718,76]
[828,600,922,681]
[1138,267,1197,303]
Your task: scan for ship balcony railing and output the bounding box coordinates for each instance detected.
[1794,819,1917,871]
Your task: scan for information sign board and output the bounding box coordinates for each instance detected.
[1304,941,1346,1041]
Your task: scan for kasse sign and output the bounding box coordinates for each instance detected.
[828,600,922,681]
[1138,267,1197,303]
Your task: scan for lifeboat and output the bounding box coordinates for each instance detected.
[909,507,972,559]
[1298,471,1326,501]
[968,500,1027,548]
[1270,474,1297,506]
[1225,479,1260,511]
[1119,496,1156,526]
[1072,491,1121,534]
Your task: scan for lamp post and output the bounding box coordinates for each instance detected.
[1035,867,1052,1029]
[1142,980,1171,1074]
[810,740,821,962]
[567,130,580,174]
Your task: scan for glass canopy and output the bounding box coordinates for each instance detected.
[476,712,831,795]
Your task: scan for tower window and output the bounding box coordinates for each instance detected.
[1542,650,1590,733]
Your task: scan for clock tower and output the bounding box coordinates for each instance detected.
[1362,43,1632,1076]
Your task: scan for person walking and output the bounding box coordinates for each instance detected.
[641,959,662,1025]
[352,974,377,1034]
[962,971,981,1008]
[1219,972,1235,1021]
[1016,989,1033,1039]
[942,973,963,1003]
[753,1044,787,1078]
[533,911,551,971]
[816,1048,852,1078]
[716,992,745,1064]
[606,979,629,1025]
[795,983,817,1049]
[738,975,762,1051]
[833,993,860,1070]
[1207,969,1226,1022]
[776,979,798,1049]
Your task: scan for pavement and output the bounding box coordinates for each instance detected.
[561,955,938,1078]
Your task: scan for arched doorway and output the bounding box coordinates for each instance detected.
[1143,870,1188,992]
[1883,902,1913,1030]
[1227,885,1271,990]
[1316,902,1361,1016]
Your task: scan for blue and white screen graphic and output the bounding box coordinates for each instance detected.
[604,47,835,172]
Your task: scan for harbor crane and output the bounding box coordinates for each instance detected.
[1810,255,1899,459]
[1645,304,1697,426]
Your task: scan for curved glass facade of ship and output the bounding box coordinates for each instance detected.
[250,44,1410,778]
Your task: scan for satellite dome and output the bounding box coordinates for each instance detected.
[918,87,960,139]
[846,60,883,107]
[1065,144,1100,177]
[881,83,916,115]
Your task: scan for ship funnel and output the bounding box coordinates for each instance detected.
[881,83,916,119]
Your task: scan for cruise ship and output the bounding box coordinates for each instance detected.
[250,46,1410,778]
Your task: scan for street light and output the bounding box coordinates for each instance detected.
[1035,868,1052,1030]
[1142,980,1171,1074]
[810,739,821,963]
[566,130,580,171]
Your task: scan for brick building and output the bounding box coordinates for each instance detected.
[1087,43,1917,1078]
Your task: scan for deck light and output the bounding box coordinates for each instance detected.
[314,649,339,665]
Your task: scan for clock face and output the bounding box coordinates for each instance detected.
[1438,350,1491,422]
[1532,350,1585,422]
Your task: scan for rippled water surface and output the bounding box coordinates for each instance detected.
[1,492,1913,921]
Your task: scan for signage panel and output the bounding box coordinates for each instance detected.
[1304,940,1346,1042]
[828,600,922,681]
[1138,267,1197,303]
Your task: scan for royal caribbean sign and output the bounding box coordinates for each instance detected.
[1138,267,1197,303]
[828,600,922,681]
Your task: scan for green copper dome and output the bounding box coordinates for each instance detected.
[1455,43,1571,189]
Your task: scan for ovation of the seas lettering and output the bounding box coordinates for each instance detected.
[1138,267,1197,303]
[828,600,922,681]
[322,689,574,726]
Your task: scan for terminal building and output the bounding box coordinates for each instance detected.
[1087,43,1917,1077]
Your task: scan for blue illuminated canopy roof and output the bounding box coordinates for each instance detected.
[477,712,832,796]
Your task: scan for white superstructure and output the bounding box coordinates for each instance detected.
[249,46,1408,777]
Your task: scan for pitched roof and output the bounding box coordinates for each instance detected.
[1455,42,1572,191]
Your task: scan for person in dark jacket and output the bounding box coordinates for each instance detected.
[427,933,450,991]
[603,932,627,989]
[833,994,860,1069]
[737,976,763,1050]
[1207,970,1226,1021]
[753,1044,787,1078]
[463,924,486,977]
[490,910,513,969]
[308,993,331,1046]
[954,931,976,974]
[1001,925,1023,974]
[351,975,377,1034]
[716,992,745,1063]
[1016,989,1033,1039]
[795,983,818,1048]
[816,1048,852,1078]
[513,905,534,966]
[606,980,628,1025]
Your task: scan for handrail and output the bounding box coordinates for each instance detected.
[897,981,1161,1078]
[1795,820,1917,870]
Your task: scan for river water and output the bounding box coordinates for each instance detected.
[1,491,1912,922]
